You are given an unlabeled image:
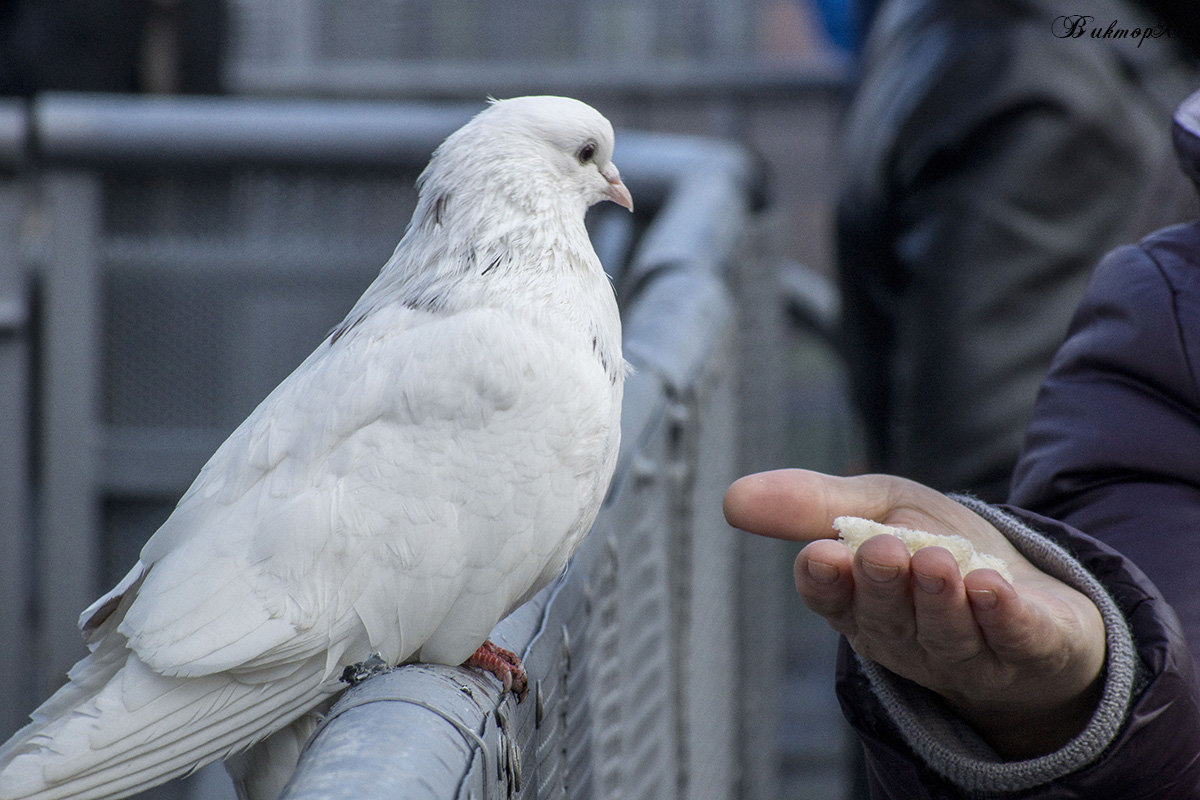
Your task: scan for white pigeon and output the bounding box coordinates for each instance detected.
[0,95,631,800]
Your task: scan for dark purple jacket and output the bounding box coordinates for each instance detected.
[1011,222,1200,654]
[836,94,1200,797]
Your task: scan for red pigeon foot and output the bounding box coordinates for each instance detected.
[464,640,528,700]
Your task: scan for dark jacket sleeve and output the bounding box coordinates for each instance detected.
[1010,223,1200,649]
[837,507,1200,798]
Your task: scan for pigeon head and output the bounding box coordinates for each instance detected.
[417,96,634,224]
[375,96,633,313]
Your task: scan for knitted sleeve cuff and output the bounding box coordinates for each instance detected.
[857,496,1139,794]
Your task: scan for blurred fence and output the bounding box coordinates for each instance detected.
[0,93,863,799]
[0,100,29,758]
[222,0,845,96]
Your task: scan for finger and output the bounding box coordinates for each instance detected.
[963,570,1107,715]
[723,469,899,542]
[849,534,917,645]
[910,547,986,662]
[962,570,1057,661]
[794,540,857,634]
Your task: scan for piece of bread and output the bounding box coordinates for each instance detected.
[833,515,1013,582]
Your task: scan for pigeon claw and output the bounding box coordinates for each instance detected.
[464,640,528,701]
[340,653,391,686]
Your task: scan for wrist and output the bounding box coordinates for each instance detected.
[948,670,1105,759]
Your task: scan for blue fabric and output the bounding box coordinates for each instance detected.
[809,0,876,54]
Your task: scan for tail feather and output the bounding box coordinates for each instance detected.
[0,647,337,800]
[0,646,127,768]
[49,684,323,800]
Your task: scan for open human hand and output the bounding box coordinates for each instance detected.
[723,469,1106,759]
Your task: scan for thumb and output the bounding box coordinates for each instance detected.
[723,469,901,542]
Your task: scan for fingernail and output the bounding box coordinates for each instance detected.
[913,571,944,594]
[806,560,839,584]
[860,559,900,583]
[967,588,998,610]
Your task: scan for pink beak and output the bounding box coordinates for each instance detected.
[601,163,634,212]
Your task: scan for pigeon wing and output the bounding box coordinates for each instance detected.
[104,301,618,680]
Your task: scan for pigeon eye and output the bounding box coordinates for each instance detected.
[577,141,597,164]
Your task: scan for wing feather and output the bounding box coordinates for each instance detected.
[0,640,334,800]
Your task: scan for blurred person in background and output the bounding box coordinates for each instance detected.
[836,0,1200,503]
